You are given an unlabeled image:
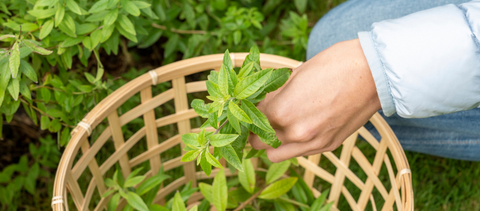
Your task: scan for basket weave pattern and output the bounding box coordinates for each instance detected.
[52,53,413,211]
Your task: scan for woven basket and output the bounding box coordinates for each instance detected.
[52,53,413,211]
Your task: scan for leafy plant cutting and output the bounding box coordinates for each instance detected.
[180,46,291,175]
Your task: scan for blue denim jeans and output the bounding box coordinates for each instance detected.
[307,0,480,161]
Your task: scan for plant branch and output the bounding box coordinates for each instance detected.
[233,186,266,211]
[151,23,212,35]
[213,119,229,135]
[20,98,75,128]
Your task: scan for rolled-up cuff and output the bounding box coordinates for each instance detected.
[358,31,396,116]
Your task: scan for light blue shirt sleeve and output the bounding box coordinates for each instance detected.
[358,1,480,118]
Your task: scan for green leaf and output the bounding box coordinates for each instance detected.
[212,169,227,211]
[104,9,118,27]
[188,206,198,211]
[266,160,291,184]
[320,202,334,211]
[58,14,76,37]
[136,174,170,195]
[102,189,117,198]
[237,62,254,79]
[199,183,213,203]
[245,123,281,148]
[226,108,241,134]
[7,78,19,100]
[115,22,138,43]
[198,129,206,146]
[228,101,252,124]
[233,30,241,45]
[264,68,291,93]
[259,177,298,199]
[191,99,209,118]
[0,60,10,90]
[89,0,109,13]
[181,133,199,146]
[108,193,120,211]
[9,42,20,78]
[234,68,272,99]
[118,15,136,35]
[124,175,145,188]
[19,81,31,100]
[205,150,222,168]
[122,0,140,16]
[219,145,243,172]
[294,0,308,13]
[311,189,330,211]
[19,60,36,83]
[164,34,178,58]
[28,8,56,19]
[238,159,255,194]
[39,20,54,39]
[133,1,151,8]
[40,115,50,130]
[66,0,83,15]
[23,40,53,55]
[172,191,187,211]
[77,23,98,35]
[241,100,275,133]
[209,134,239,147]
[125,191,149,211]
[138,29,162,48]
[200,155,212,176]
[60,37,83,48]
[55,5,65,27]
[206,81,223,99]
[218,65,229,96]
[181,149,200,162]
[149,204,169,211]
[82,36,93,51]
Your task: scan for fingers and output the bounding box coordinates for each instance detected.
[248,133,272,150]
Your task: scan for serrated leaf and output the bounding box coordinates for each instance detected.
[23,40,53,55]
[240,100,275,133]
[228,101,252,124]
[55,5,65,27]
[118,15,136,35]
[181,149,200,162]
[39,20,53,39]
[212,169,227,211]
[237,62,254,79]
[218,65,229,96]
[104,9,118,27]
[234,68,272,99]
[136,174,170,195]
[199,183,213,203]
[206,80,223,99]
[66,0,82,15]
[200,155,212,176]
[239,158,255,194]
[191,99,209,118]
[205,150,222,168]
[122,0,140,16]
[9,42,20,78]
[219,145,243,172]
[259,177,298,199]
[126,191,149,211]
[209,134,238,147]
[264,68,291,93]
[226,108,241,134]
[172,191,186,211]
[266,160,291,184]
[89,0,109,13]
[244,123,281,148]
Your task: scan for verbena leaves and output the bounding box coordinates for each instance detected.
[259,177,298,199]
[181,48,290,175]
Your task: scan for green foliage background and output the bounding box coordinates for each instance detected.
[1,0,479,210]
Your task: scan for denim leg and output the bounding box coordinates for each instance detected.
[307,0,480,161]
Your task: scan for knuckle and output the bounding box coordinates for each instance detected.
[286,125,315,143]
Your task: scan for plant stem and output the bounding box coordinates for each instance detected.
[213,119,229,135]
[233,186,266,211]
[20,98,75,128]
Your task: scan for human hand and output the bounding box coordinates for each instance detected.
[249,39,381,162]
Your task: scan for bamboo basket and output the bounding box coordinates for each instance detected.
[52,53,413,211]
